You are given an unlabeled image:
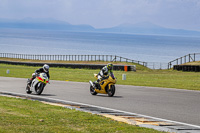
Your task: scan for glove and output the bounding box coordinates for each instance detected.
[103,76,109,79]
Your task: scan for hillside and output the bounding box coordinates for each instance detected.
[182,61,200,65]
[1,18,200,36]
[0,18,95,32]
[98,22,200,37]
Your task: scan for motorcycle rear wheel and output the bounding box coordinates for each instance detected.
[26,85,32,94]
[108,85,115,97]
[90,85,97,95]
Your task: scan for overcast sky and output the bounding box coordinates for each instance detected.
[0,0,200,31]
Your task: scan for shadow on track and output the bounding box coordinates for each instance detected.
[41,94,56,96]
[92,94,123,98]
[31,94,56,96]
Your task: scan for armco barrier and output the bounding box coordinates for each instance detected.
[173,65,200,72]
[0,60,136,71]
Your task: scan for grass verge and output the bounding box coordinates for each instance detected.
[0,96,162,133]
[0,63,200,91]
[182,61,200,65]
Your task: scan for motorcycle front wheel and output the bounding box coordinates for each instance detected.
[108,85,115,97]
[90,85,97,95]
[35,83,45,95]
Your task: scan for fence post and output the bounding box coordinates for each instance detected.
[184,56,186,63]
[189,54,190,62]
[181,57,182,64]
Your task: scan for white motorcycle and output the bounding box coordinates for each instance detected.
[26,73,49,95]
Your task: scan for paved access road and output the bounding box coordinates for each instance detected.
[0,77,200,127]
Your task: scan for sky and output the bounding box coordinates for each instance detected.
[0,0,200,31]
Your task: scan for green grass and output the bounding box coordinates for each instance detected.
[0,63,200,90]
[0,96,162,133]
[183,61,200,65]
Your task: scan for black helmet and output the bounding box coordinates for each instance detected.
[107,63,113,70]
[43,64,49,72]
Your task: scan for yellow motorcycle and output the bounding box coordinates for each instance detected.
[89,74,116,97]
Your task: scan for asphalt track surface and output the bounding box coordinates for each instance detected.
[0,77,200,127]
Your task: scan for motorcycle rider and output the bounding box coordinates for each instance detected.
[94,63,115,89]
[28,64,50,86]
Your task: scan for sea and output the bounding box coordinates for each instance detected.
[0,29,200,69]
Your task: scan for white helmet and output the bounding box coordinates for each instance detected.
[43,64,49,72]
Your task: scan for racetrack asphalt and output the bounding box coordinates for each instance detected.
[0,76,199,127]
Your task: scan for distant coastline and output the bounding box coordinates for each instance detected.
[1,18,200,37]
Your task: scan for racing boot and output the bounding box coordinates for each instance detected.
[27,78,32,87]
[95,79,101,90]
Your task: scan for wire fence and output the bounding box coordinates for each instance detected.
[0,53,170,69]
[145,62,169,70]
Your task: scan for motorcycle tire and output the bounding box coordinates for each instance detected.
[26,84,32,94]
[90,85,97,95]
[35,83,44,95]
[108,85,115,97]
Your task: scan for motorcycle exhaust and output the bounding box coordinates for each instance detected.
[89,81,95,88]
